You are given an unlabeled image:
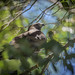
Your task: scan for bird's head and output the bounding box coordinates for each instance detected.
[28,23,45,31]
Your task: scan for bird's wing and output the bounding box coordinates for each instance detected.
[10,31,29,45]
[27,31,46,42]
[26,30,46,47]
[10,30,46,47]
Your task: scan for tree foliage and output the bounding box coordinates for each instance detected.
[0,0,75,75]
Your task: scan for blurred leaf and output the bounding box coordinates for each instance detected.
[24,18,29,25]
[20,57,30,70]
[3,59,21,71]
[0,60,4,68]
[0,50,4,60]
[61,1,69,11]
[48,31,54,39]
[9,70,17,75]
[44,39,65,55]
[32,69,40,75]
[15,18,22,27]
[27,58,36,67]
[2,50,8,59]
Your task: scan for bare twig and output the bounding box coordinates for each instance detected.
[36,13,44,22]
[0,0,37,32]
[52,7,61,15]
[29,12,43,24]
[29,0,58,24]
[39,3,58,16]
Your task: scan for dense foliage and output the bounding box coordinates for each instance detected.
[0,0,75,75]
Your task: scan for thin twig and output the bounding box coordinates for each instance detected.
[29,0,58,24]
[39,3,58,16]
[36,13,44,22]
[52,7,61,15]
[58,11,68,22]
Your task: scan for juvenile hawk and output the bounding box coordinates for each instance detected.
[11,23,46,51]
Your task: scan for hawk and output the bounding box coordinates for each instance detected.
[11,23,46,52]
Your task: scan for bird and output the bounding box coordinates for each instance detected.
[10,23,46,53]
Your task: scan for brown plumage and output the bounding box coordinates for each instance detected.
[11,23,46,51]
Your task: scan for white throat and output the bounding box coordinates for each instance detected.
[28,28,39,34]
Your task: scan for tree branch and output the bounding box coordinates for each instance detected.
[29,0,58,24]
[64,38,75,48]
[20,64,38,75]
[40,53,53,75]
[52,7,61,15]
[0,0,37,32]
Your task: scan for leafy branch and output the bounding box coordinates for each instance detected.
[0,0,37,32]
